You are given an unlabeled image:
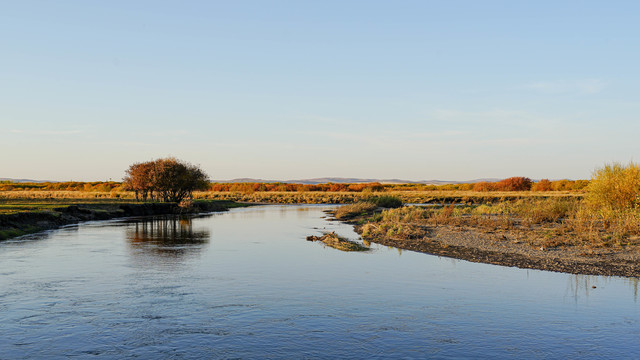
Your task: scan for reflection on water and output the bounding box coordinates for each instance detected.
[629,277,640,301]
[126,216,210,259]
[566,274,640,301]
[566,274,602,300]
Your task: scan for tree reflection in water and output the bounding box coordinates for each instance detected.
[126,216,210,259]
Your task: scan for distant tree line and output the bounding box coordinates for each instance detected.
[210,178,589,193]
[123,158,209,203]
[471,177,589,192]
[0,177,590,194]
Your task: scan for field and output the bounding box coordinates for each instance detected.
[0,189,582,211]
[0,194,138,214]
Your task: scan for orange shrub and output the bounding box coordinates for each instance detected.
[531,179,552,192]
[473,182,497,192]
[495,177,532,191]
[551,179,571,191]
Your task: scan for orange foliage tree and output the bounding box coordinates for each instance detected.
[123,158,209,203]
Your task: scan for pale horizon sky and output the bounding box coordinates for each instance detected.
[2,1,639,182]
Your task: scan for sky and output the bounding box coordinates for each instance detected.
[2,1,639,182]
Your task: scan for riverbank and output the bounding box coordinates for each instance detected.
[355,222,640,277]
[0,200,245,241]
[335,202,640,278]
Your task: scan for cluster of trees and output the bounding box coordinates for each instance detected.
[123,158,209,203]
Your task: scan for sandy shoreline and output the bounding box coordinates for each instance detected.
[353,223,640,278]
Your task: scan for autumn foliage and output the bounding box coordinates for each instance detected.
[531,179,552,192]
[0,177,590,195]
[495,177,533,191]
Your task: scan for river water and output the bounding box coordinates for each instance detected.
[1,205,639,359]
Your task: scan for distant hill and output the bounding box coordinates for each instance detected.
[215,177,503,185]
[0,178,55,183]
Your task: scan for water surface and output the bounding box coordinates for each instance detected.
[1,205,639,358]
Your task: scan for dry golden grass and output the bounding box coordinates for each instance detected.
[334,202,378,220]
[191,190,580,205]
[357,197,640,250]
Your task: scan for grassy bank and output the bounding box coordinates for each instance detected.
[353,198,640,251]
[331,195,640,276]
[337,162,640,252]
[0,197,138,214]
[0,199,247,241]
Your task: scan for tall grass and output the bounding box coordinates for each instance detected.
[334,202,378,220]
[358,195,640,249]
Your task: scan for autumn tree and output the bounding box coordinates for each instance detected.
[152,158,210,203]
[123,161,155,201]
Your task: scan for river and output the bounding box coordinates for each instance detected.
[1,205,639,358]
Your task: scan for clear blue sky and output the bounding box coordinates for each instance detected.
[2,1,638,181]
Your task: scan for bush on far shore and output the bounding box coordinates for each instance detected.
[367,195,403,208]
[586,162,640,211]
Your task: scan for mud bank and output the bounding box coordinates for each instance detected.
[354,223,640,278]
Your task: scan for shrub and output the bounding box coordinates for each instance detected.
[586,162,640,211]
[496,177,532,191]
[551,179,571,191]
[473,182,496,192]
[367,195,403,208]
[572,180,590,191]
[531,179,552,192]
[513,198,577,224]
